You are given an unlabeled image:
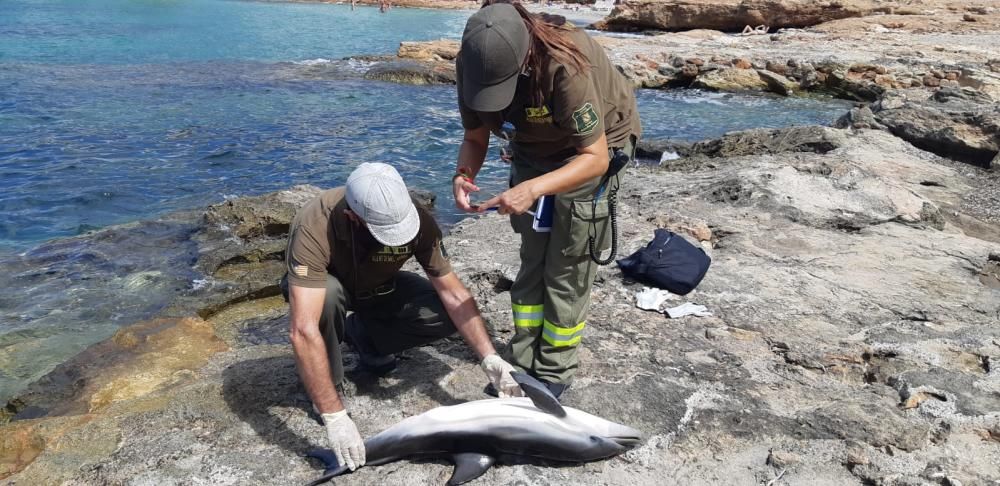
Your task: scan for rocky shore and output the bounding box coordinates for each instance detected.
[2,119,999,484]
[2,1,999,484]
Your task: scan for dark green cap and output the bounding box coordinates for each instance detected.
[460,4,530,112]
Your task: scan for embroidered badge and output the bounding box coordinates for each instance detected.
[572,102,599,135]
[293,264,309,277]
[372,245,412,263]
[525,105,552,124]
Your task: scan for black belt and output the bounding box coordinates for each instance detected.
[355,280,395,301]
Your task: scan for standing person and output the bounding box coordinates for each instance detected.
[284,162,523,471]
[452,2,641,398]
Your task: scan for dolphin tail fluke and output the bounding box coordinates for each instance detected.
[510,372,567,418]
[303,449,352,486]
[447,453,495,485]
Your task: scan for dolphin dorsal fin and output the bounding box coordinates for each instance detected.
[511,372,567,417]
[447,453,494,485]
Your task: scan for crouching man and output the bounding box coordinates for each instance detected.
[281,162,522,472]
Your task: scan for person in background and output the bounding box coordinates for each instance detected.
[451,1,641,398]
[283,162,522,471]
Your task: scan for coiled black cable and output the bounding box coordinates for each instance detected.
[589,175,619,266]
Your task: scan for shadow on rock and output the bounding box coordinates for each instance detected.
[221,341,467,457]
[222,355,314,455]
[349,344,468,407]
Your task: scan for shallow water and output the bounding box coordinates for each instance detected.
[0,0,852,402]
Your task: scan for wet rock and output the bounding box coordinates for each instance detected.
[0,415,94,479]
[690,67,768,91]
[871,88,1000,167]
[364,60,456,85]
[202,185,318,241]
[2,317,226,423]
[635,139,692,162]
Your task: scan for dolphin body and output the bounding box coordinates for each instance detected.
[305,372,643,485]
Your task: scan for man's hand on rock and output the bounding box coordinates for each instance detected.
[322,410,366,471]
[480,354,524,398]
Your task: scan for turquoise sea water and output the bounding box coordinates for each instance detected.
[0,0,852,402]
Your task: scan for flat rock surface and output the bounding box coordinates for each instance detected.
[3,126,999,485]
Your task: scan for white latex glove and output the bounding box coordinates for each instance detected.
[480,354,525,398]
[665,302,713,318]
[635,287,675,312]
[322,410,366,471]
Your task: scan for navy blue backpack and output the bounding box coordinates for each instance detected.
[616,229,711,295]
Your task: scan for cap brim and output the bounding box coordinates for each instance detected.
[366,202,420,247]
[463,71,519,113]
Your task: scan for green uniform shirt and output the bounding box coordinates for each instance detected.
[457,25,641,164]
[285,187,452,294]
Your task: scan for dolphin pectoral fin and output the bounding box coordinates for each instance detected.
[510,372,567,418]
[303,449,351,486]
[446,453,495,485]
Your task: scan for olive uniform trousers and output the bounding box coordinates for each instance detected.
[504,138,634,385]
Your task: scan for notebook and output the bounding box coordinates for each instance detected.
[532,195,554,233]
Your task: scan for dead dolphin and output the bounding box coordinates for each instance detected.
[304,372,643,485]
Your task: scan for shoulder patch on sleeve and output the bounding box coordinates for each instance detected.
[572,102,600,135]
[293,264,309,277]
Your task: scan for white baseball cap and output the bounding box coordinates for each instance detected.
[345,162,420,247]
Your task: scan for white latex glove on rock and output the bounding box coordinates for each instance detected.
[480,353,525,398]
[635,287,675,312]
[665,302,713,318]
[322,410,366,471]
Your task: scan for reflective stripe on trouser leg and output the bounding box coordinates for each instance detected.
[506,302,542,374]
[512,303,543,328]
[541,319,585,347]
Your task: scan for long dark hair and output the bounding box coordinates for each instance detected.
[481,0,590,106]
